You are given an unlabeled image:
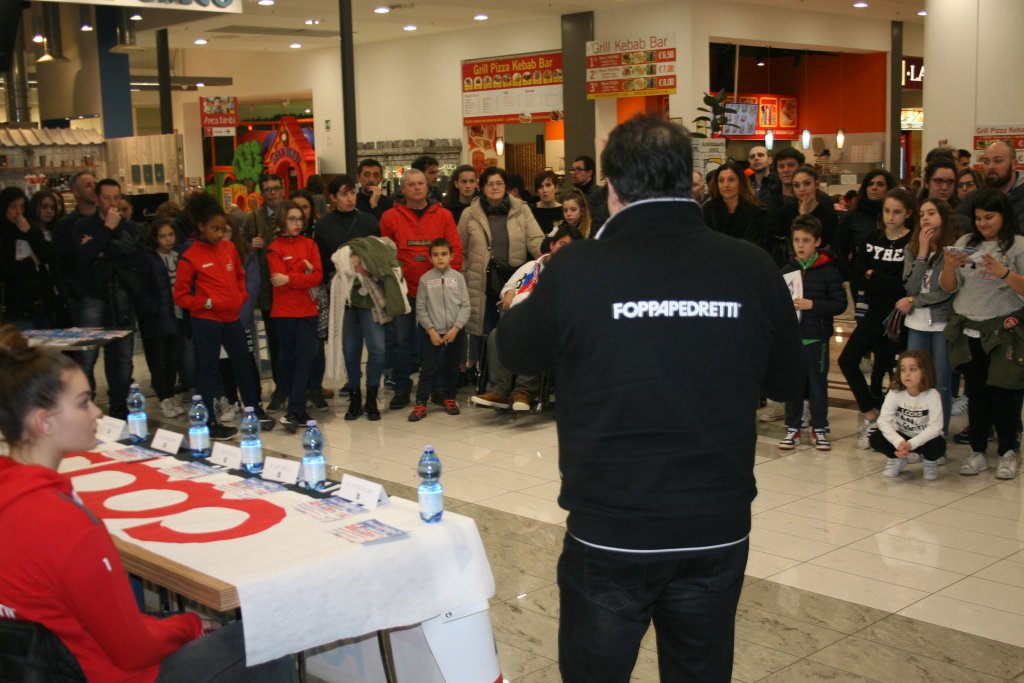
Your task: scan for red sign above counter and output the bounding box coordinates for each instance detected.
[461,51,564,126]
[585,34,677,99]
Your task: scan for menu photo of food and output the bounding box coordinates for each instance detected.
[780,98,798,128]
[759,97,778,128]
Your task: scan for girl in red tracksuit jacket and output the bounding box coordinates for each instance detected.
[174,195,269,438]
[267,200,323,428]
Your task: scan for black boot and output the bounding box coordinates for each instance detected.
[344,389,363,421]
[365,387,381,421]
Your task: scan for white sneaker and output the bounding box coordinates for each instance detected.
[218,398,240,423]
[923,460,939,481]
[935,456,947,466]
[160,398,182,418]
[996,451,1019,480]
[906,452,922,464]
[959,452,989,476]
[758,400,785,422]
[951,396,968,416]
[882,458,907,478]
[857,419,877,449]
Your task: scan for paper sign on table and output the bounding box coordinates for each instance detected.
[216,478,286,498]
[262,456,301,484]
[330,519,407,545]
[338,474,389,510]
[160,461,219,479]
[210,442,243,469]
[295,497,366,522]
[99,445,164,463]
[150,429,184,455]
[96,415,128,442]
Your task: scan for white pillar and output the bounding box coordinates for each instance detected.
[923,0,1024,151]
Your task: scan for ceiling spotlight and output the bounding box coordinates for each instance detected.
[31,17,44,43]
[194,37,208,45]
[80,6,93,31]
[257,0,275,5]
[81,23,93,32]
[403,24,417,31]
[196,82,205,88]
[374,6,391,13]
[756,58,765,67]
[474,14,488,21]
[129,12,142,21]
[304,108,311,114]
[918,9,927,15]
[304,18,322,25]
[289,42,302,48]
[853,1,868,7]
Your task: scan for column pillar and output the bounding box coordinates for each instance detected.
[95,6,133,138]
[561,12,595,167]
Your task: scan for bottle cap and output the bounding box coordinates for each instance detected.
[244,406,254,413]
[130,383,139,389]
[306,420,316,427]
[192,394,202,401]
[424,444,434,451]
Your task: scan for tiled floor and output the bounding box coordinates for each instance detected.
[98,329,1024,681]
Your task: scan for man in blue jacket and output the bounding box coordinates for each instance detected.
[498,115,804,683]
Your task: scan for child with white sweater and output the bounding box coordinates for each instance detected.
[870,349,946,480]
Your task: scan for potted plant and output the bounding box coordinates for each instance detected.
[692,91,738,140]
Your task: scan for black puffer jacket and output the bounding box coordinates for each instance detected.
[780,249,848,340]
[702,200,768,250]
[835,198,882,277]
[137,248,179,338]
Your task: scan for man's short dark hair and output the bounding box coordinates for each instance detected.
[259,173,283,188]
[773,147,805,167]
[412,155,439,171]
[550,224,583,243]
[573,155,595,172]
[958,149,971,161]
[600,116,692,203]
[358,158,382,173]
[96,178,121,194]
[69,170,95,191]
[429,237,452,253]
[791,213,823,239]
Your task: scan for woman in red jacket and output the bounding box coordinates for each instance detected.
[174,194,273,439]
[267,200,323,429]
[0,325,295,682]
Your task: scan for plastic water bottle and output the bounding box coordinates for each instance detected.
[188,395,211,459]
[239,407,263,473]
[417,445,443,523]
[126,384,148,443]
[300,420,327,490]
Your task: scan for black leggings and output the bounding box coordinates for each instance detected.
[869,429,947,461]
[962,337,1022,453]
[838,310,904,413]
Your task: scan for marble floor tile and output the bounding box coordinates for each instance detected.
[431,474,509,503]
[974,559,1024,588]
[755,458,867,485]
[938,576,1024,616]
[919,506,1024,542]
[510,663,561,683]
[899,595,1024,649]
[744,549,803,579]
[1008,549,1024,565]
[518,480,561,501]
[450,502,550,538]
[339,458,421,488]
[906,471,1003,495]
[857,614,1024,680]
[488,601,559,661]
[750,488,803,512]
[754,510,875,545]
[808,636,1004,683]
[738,581,889,634]
[881,520,1024,557]
[496,640,555,681]
[810,486,938,517]
[480,492,567,526]
[510,583,560,620]
[769,564,929,612]
[459,432,549,455]
[441,464,549,491]
[514,525,566,553]
[753,472,831,497]
[755,659,880,683]
[483,537,560,582]
[972,481,1024,503]
[733,604,846,657]
[775,497,906,532]
[840,476,970,506]
[949,494,1024,521]
[808,547,964,592]
[848,533,1000,574]
[731,639,800,683]
[748,527,839,562]
[490,453,562,481]
[490,564,553,603]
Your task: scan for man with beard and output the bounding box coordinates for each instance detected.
[958,140,1024,227]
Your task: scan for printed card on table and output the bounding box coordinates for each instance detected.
[160,461,220,480]
[295,497,367,522]
[215,478,286,498]
[330,519,407,545]
[98,445,166,463]
[150,429,184,455]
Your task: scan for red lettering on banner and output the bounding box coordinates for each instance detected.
[73,461,285,543]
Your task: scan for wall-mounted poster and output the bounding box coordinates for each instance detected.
[462,51,564,126]
[200,96,239,137]
[155,164,165,183]
[584,34,676,99]
[759,97,778,128]
[131,165,141,184]
[143,165,154,184]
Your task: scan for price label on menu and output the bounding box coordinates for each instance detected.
[210,442,242,469]
[150,429,184,455]
[96,416,128,442]
[262,456,301,484]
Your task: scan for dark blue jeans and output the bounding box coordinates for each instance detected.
[76,295,135,412]
[274,316,317,415]
[785,340,829,431]
[343,306,386,390]
[192,318,261,423]
[558,534,748,683]
[389,298,416,393]
[156,621,296,682]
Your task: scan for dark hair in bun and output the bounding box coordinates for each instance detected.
[0,325,79,447]
[185,191,225,228]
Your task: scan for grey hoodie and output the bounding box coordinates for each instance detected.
[416,266,471,332]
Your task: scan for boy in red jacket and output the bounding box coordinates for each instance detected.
[267,200,324,429]
[174,194,273,438]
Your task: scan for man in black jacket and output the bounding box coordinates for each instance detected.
[498,115,804,683]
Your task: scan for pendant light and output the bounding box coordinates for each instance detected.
[763,46,773,150]
[495,137,505,156]
[765,130,775,150]
[800,50,811,150]
[836,128,846,149]
[835,53,846,149]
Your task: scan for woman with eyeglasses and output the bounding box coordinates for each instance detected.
[956,167,984,205]
[458,166,544,374]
